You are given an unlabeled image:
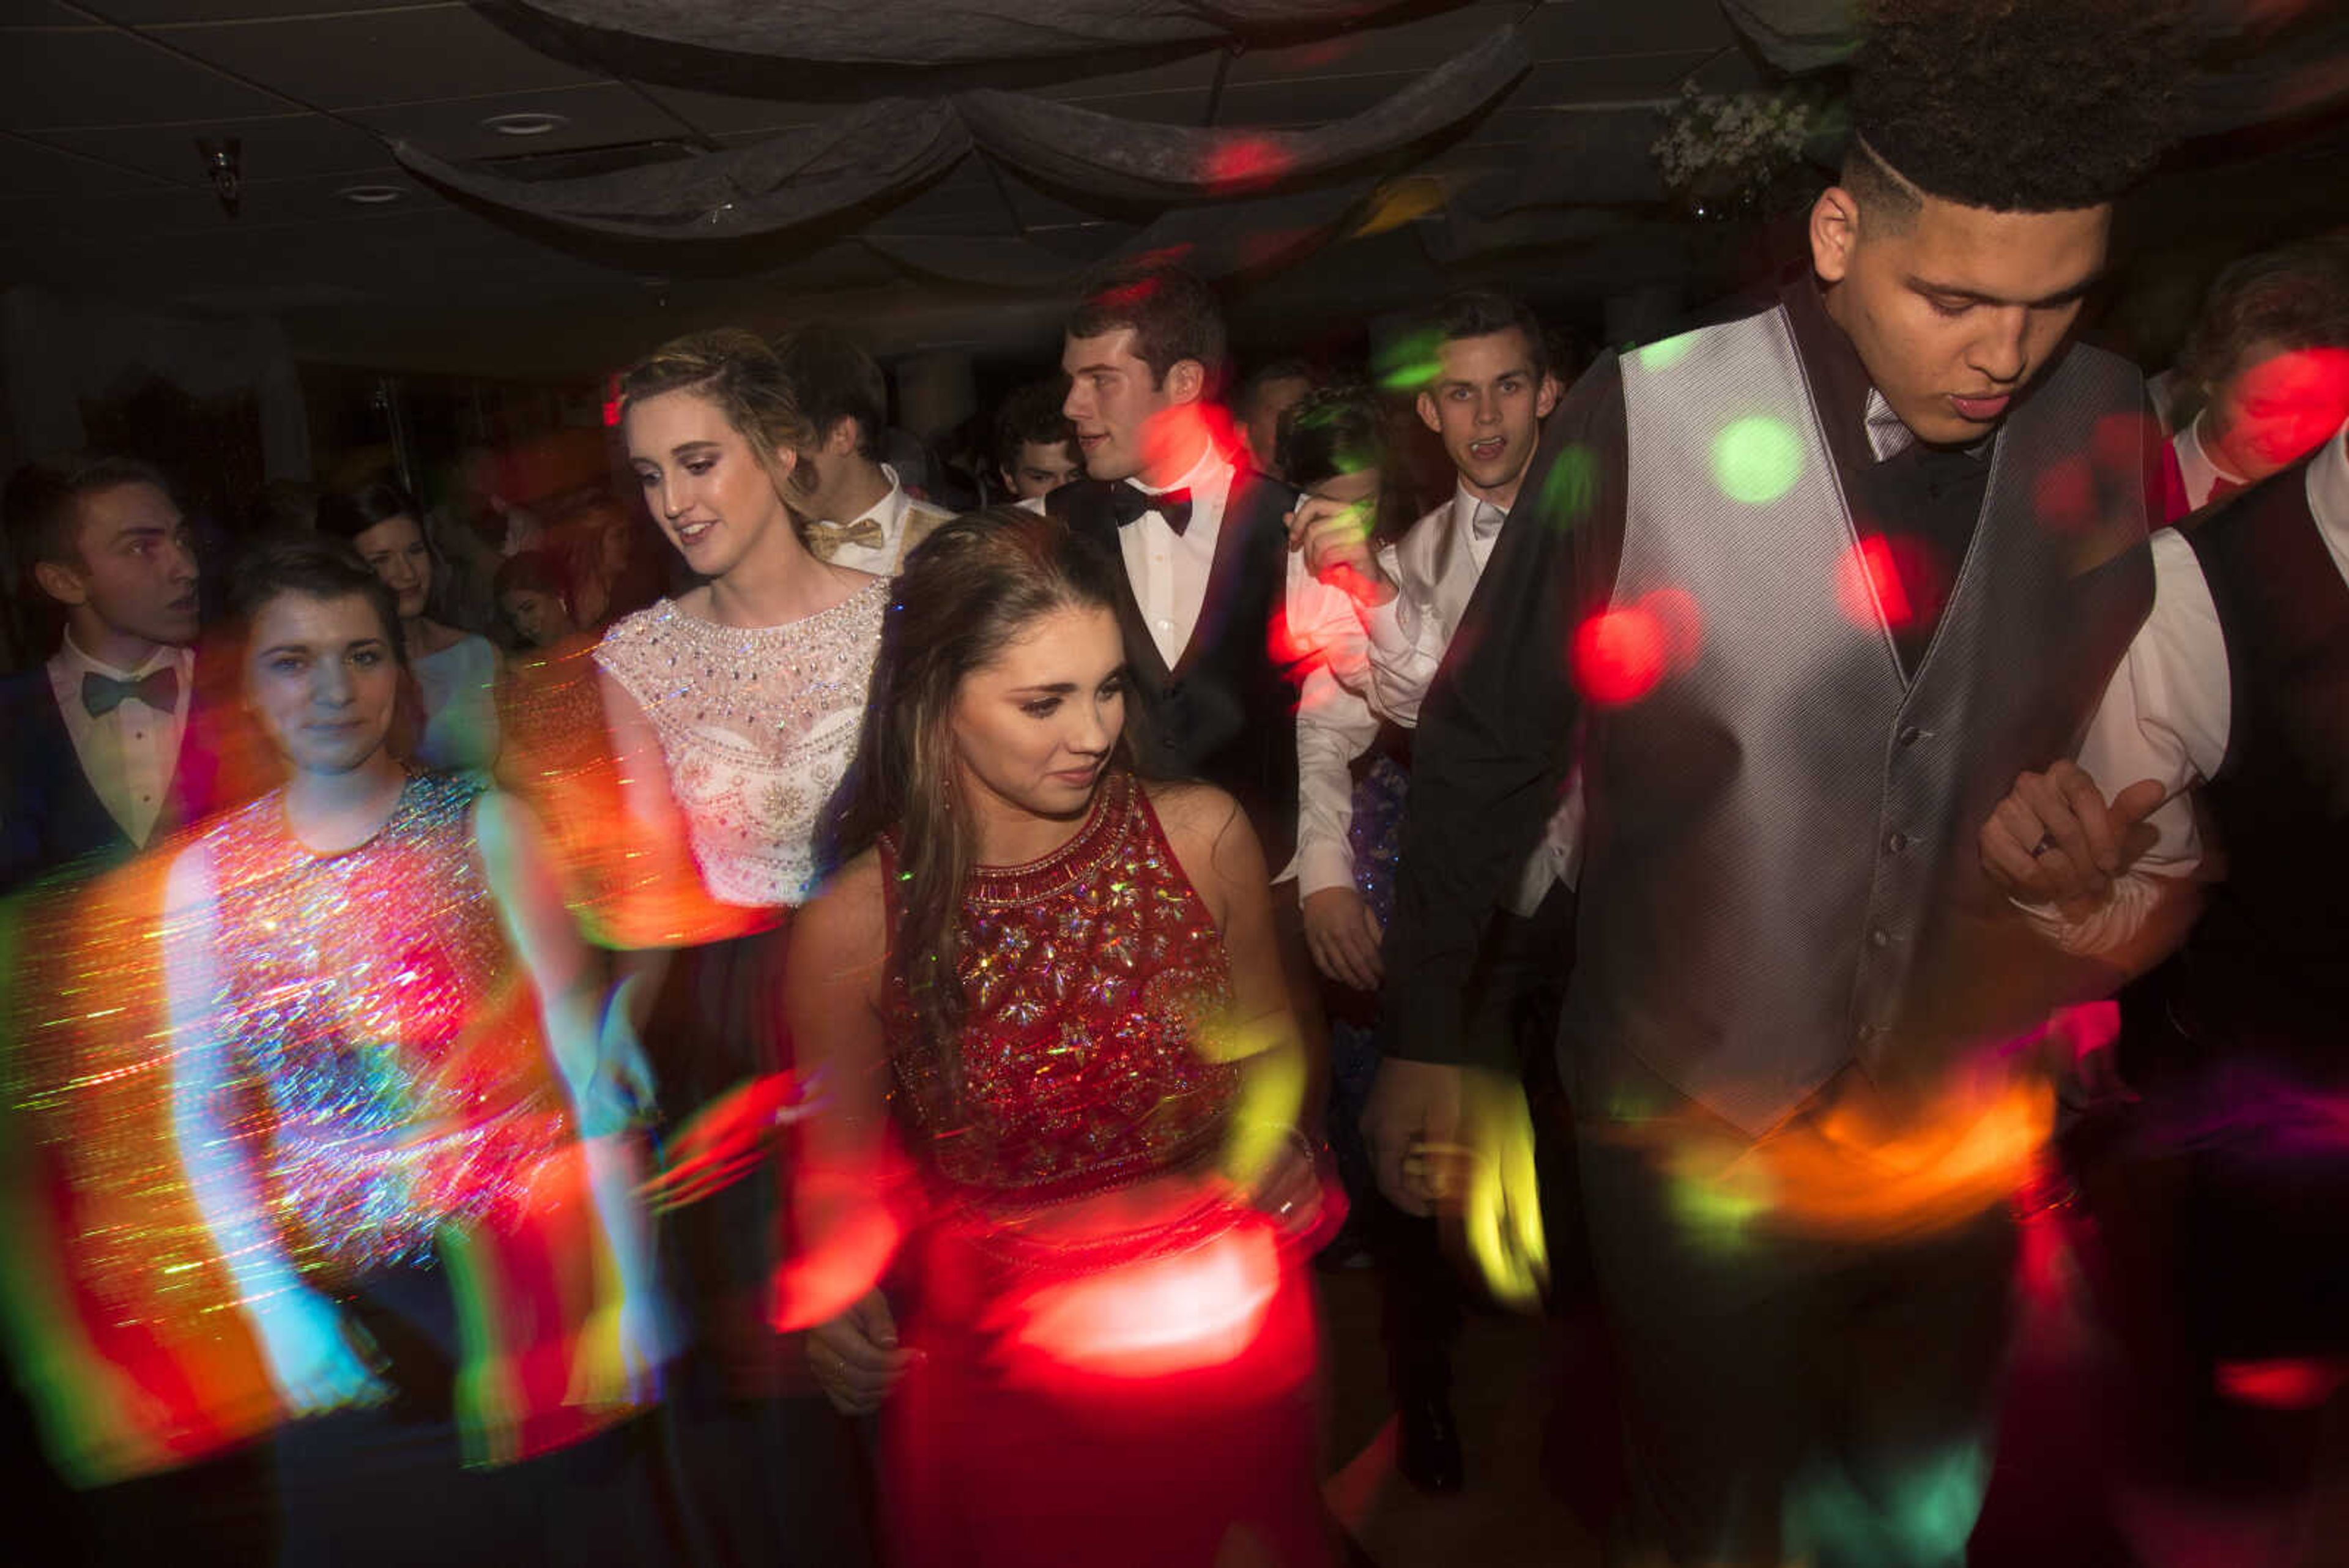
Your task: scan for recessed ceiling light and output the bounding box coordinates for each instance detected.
[338,184,406,205]
[483,111,570,138]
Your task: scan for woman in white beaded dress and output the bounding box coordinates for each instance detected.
[591,327,888,1564]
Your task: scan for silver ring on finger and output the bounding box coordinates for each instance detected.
[2028,832,2058,858]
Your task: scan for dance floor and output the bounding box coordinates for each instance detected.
[1316,1268,1602,1567]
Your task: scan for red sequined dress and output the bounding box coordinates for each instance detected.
[876,771,1329,1567]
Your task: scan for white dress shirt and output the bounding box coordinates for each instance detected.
[46,630,194,848]
[1118,442,1234,668]
[2045,424,2349,949]
[808,464,954,576]
[1284,483,1579,912]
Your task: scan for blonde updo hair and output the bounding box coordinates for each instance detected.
[617,327,818,484]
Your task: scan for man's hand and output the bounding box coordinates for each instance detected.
[1285,495,1395,607]
[1362,1058,1463,1217]
[1302,886,1384,992]
[1980,762,2165,918]
[806,1289,916,1417]
[1458,1069,1548,1311]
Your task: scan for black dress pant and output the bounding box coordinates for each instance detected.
[1375,883,1583,1403]
[1577,1117,2015,1568]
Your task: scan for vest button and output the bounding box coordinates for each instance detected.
[1869,927,1891,948]
[1896,726,1922,748]
[1885,831,1910,853]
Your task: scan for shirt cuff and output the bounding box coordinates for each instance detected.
[1362,591,1420,660]
[1290,839,1357,899]
[2009,874,2161,957]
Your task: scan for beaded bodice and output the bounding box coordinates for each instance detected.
[883,773,1240,1209]
[594,582,886,907]
[201,771,566,1280]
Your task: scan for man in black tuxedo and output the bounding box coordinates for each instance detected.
[1,457,223,896]
[1047,264,1327,863]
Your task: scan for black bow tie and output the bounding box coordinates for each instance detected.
[1107,481,1193,535]
[81,666,179,719]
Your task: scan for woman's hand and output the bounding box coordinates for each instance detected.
[1238,1128,1340,1249]
[251,1288,390,1418]
[806,1289,916,1417]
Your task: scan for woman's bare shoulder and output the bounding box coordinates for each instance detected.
[1139,779,1263,888]
[796,848,891,960]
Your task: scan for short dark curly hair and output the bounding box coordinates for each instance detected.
[1849,0,2195,214]
[992,380,1080,474]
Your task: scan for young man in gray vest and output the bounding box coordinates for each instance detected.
[1364,2,2190,1561]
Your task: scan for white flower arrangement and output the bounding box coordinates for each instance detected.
[1652,84,1833,217]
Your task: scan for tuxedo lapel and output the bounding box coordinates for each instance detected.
[1171,469,1274,677]
[0,672,129,892]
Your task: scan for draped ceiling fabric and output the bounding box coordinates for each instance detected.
[400,99,968,240]
[396,24,1529,256]
[505,0,1440,67]
[398,1,2346,299]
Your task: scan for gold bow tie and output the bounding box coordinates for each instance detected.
[802,514,886,559]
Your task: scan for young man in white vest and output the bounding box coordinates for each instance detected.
[1363,2,2192,1561]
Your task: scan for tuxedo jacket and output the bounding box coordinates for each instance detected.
[1050,464,1303,866]
[0,657,239,897]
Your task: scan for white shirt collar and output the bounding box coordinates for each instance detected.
[1451,481,1508,540]
[54,626,189,683]
[2309,423,2349,549]
[2176,413,2249,505]
[847,464,912,532]
[1136,438,1229,499]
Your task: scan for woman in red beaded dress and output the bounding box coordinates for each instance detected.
[776,508,1333,1567]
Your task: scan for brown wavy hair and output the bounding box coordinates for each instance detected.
[831,508,1135,1065]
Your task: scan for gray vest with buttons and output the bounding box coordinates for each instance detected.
[1569,305,2154,1134]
